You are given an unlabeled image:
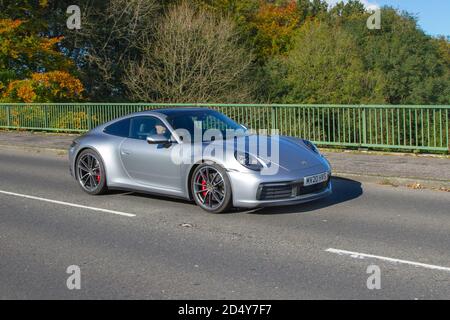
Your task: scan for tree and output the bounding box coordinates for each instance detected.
[124,1,254,103]
[250,0,301,59]
[260,3,449,105]
[2,0,448,104]
[74,0,160,101]
[0,16,83,102]
[353,8,449,104]
[262,19,385,104]
[2,71,83,103]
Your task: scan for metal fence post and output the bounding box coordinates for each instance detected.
[87,105,92,130]
[44,105,49,129]
[6,105,11,128]
[271,106,276,131]
[446,108,449,153]
[362,106,367,146]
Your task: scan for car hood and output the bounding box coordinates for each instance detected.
[207,135,326,172]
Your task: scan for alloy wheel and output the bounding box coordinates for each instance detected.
[77,153,102,192]
[193,165,226,210]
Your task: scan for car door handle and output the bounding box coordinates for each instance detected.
[121,149,131,155]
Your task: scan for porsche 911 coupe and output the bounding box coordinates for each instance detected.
[69,108,332,213]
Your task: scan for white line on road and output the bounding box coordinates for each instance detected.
[326,248,450,272]
[0,189,136,217]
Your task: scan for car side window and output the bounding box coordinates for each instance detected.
[104,118,130,138]
[129,116,171,141]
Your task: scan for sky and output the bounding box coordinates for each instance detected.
[325,0,450,36]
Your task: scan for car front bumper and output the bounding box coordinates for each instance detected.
[228,165,332,208]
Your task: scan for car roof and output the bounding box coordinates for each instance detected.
[99,108,216,129]
[149,107,214,116]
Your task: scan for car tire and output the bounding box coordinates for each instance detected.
[191,163,232,213]
[75,149,108,195]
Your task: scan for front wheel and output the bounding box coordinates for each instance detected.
[191,163,232,213]
[76,149,108,195]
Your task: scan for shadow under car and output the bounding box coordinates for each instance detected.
[241,177,363,215]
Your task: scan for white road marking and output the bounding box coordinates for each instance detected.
[0,189,136,217]
[326,248,450,272]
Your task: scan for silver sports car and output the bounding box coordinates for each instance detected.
[69,108,332,213]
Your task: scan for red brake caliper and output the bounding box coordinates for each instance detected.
[198,177,207,201]
[201,178,207,198]
[96,169,101,183]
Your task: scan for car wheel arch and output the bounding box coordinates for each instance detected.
[186,160,232,201]
[74,146,108,184]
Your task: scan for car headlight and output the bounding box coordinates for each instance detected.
[234,151,264,171]
[302,139,319,154]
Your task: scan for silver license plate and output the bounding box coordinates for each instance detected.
[304,172,328,186]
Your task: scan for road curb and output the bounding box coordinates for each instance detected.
[319,147,449,159]
[333,172,450,191]
[0,144,68,156]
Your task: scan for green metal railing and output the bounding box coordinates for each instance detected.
[0,103,449,153]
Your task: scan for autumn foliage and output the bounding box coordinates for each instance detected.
[0,18,83,102]
[252,0,300,58]
[3,71,84,103]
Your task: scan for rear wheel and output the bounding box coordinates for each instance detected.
[76,149,108,195]
[191,163,232,213]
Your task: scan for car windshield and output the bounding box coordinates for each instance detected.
[166,110,247,141]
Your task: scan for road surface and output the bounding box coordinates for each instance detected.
[0,147,449,299]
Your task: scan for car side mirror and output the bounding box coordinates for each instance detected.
[146,134,171,145]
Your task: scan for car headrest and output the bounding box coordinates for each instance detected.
[139,123,149,133]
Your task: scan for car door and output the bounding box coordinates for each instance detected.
[119,116,182,192]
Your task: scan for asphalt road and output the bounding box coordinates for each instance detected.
[0,147,449,299]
